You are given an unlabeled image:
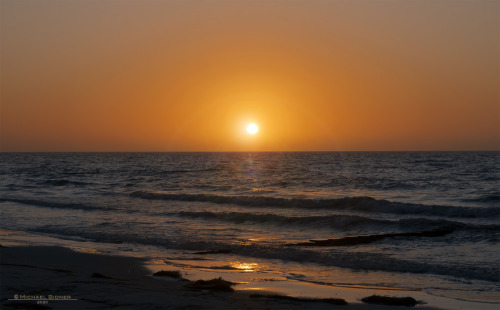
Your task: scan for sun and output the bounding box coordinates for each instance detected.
[246,123,258,134]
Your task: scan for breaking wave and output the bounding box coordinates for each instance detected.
[131,191,500,218]
[0,198,113,212]
[30,226,500,282]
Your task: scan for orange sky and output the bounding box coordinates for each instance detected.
[1,0,498,151]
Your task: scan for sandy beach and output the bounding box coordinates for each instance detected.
[1,228,498,310]
[2,225,496,310]
[1,243,447,310]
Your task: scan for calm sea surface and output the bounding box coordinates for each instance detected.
[1,152,499,303]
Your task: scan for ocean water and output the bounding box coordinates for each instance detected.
[1,152,499,304]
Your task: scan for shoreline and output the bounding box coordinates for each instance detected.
[0,245,439,310]
[0,229,497,310]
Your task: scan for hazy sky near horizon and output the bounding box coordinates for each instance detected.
[1,0,499,151]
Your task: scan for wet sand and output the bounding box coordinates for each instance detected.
[0,244,448,310]
[2,228,497,310]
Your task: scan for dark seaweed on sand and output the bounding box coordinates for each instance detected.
[361,295,423,307]
[152,270,183,278]
[185,277,236,292]
[251,294,348,305]
[91,272,114,279]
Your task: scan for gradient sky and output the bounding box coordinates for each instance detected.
[1,0,498,151]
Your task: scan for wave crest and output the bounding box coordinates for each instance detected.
[131,191,500,218]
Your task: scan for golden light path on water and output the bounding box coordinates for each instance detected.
[230,262,258,272]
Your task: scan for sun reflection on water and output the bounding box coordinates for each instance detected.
[231,262,258,272]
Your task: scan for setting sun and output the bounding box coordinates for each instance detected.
[247,123,259,135]
[0,2,497,309]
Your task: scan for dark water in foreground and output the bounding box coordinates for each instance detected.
[1,152,499,303]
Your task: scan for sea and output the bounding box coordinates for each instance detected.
[1,152,499,305]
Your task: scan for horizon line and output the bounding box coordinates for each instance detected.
[1,150,499,153]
